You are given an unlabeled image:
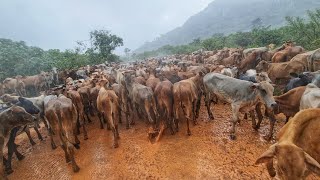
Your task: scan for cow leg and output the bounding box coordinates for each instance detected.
[67,142,80,172]
[250,110,257,130]
[173,101,180,132]
[82,123,88,140]
[118,108,123,124]
[165,103,175,135]
[205,94,214,120]
[0,137,6,180]
[255,103,264,129]
[5,128,20,175]
[192,101,197,125]
[97,112,104,129]
[49,129,57,150]
[23,126,36,146]
[33,125,43,141]
[195,96,201,119]
[184,104,192,136]
[106,113,119,148]
[266,111,276,141]
[230,104,240,140]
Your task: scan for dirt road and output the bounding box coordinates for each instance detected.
[7,104,318,179]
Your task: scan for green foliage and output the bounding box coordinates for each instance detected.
[0,29,123,81]
[89,30,123,63]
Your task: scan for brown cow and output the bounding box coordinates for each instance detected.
[124,73,159,139]
[238,51,261,74]
[220,52,242,67]
[146,69,160,91]
[256,60,305,83]
[154,79,175,141]
[273,86,306,123]
[134,76,146,85]
[77,86,93,123]
[256,108,320,179]
[66,90,88,140]
[272,45,305,63]
[2,77,26,96]
[44,95,80,173]
[97,80,120,148]
[112,83,131,129]
[173,72,203,135]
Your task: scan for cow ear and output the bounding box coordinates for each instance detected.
[290,72,299,78]
[305,152,320,175]
[255,144,276,165]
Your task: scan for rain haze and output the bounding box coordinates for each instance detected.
[0,0,214,54]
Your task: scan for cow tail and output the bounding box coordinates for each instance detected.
[178,85,186,115]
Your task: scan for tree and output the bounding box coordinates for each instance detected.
[89,30,123,63]
[124,48,131,56]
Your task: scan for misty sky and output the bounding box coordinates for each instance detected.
[0,0,214,54]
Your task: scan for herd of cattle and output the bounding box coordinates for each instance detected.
[0,41,320,179]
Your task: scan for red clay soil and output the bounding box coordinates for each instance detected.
[7,103,319,180]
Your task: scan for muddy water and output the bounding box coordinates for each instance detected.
[8,104,318,180]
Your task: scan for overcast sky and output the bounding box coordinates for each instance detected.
[0,0,214,54]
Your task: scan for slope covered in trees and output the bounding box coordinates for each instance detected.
[135,0,320,53]
[134,9,320,59]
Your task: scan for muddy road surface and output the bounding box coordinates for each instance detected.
[8,104,318,179]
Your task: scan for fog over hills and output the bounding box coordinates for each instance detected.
[135,0,320,53]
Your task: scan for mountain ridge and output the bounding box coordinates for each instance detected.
[135,0,320,53]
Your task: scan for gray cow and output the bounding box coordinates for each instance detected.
[203,73,277,140]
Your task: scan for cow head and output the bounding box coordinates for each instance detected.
[256,143,320,180]
[16,97,40,114]
[256,60,270,73]
[253,81,277,109]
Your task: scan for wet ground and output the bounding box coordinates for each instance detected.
[7,103,319,180]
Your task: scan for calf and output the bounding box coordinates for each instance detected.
[66,90,88,140]
[45,95,80,172]
[77,86,93,123]
[0,106,35,179]
[256,108,320,179]
[203,73,277,140]
[173,73,203,135]
[124,74,159,139]
[274,86,306,123]
[112,83,131,129]
[97,81,120,148]
[154,80,175,141]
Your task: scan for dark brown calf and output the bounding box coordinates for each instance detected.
[173,73,203,135]
[45,95,80,172]
[154,80,175,141]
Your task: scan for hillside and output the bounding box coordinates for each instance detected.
[135,0,320,53]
